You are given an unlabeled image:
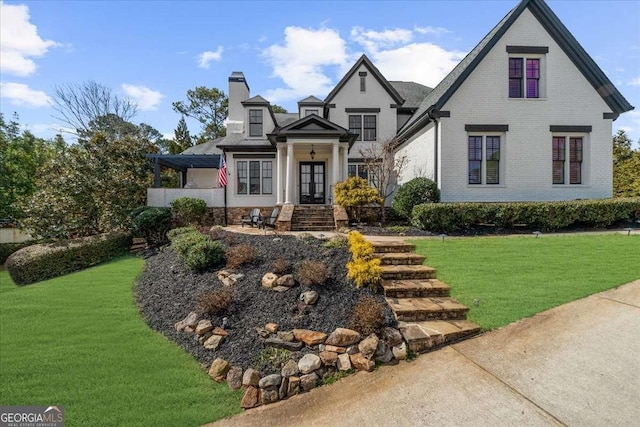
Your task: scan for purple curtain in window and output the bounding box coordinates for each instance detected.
[509,58,523,98]
[526,59,540,98]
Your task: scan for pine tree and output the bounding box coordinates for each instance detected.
[170,116,192,154]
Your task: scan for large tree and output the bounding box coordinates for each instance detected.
[613,129,640,197]
[169,116,192,154]
[172,86,228,142]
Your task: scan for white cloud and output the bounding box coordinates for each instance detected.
[197,46,223,68]
[628,76,640,86]
[262,26,348,102]
[121,84,164,111]
[30,123,76,135]
[0,82,51,107]
[0,2,60,76]
[351,27,413,53]
[414,26,451,36]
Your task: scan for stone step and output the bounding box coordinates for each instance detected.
[382,279,450,298]
[381,265,436,280]
[385,296,469,322]
[374,252,426,265]
[398,320,481,353]
[290,225,336,231]
[370,241,416,254]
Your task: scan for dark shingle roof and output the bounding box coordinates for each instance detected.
[274,113,299,127]
[389,81,432,109]
[181,138,223,155]
[241,95,270,105]
[298,95,324,105]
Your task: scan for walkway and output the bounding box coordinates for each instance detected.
[208,280,640,427]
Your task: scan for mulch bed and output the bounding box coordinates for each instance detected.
[134,230,395,372]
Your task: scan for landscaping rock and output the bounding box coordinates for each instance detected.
[337,353,352,371]
[203,334,224,350]
[359,334,379,360]
[276,274,295,288]
[212,327,228,336]
[262,388,279,405]
[195,320,214,336]
[287,376,300,397]
[265,337,303,352]
[229,273,244,282]
[208,358,230,382]
[299,290,319,305]
[265,322,278,333]
[184,326,195,334]
[261,272,279,288]
[277,331,295,342]
[272,286,290,292]
[226,366,243,390]
[392,342,407,360]
[292,329,327,346]
[241,386,260,409]
[325,328,361,347]
[255,327,270,338]
[279,376,289,400]
[198,331,213,344]
[381,327,404,348]
[375,340,388,358]
[242,368,260,387]
[319,351,338,367]
[281,359,299,377]
[174,311,198,331]
[321,366,337,381]
[346,345,359,355]
[217,270,235,287]
[324,345,347,354]
[298,353,322,374]
[376,348,394,364]
[350,353,375,372]
[300,372,318,392]
[259,374,282,389]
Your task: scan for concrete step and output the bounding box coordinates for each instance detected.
[374,252,426,265]
[370,241,416,254]
[381,265,436,280]
[385,296,469,322]
[382,279,450,298]
[398,320,481,353]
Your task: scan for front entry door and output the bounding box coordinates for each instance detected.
[299,162,325,204]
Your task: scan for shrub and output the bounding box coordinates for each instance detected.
[198,287,234,315]
[0,241,33,264]
[392,177,440,220]
[335,176,383,222]
[296,260,328,286]
[347,231,374,259]
[346,231,383,290]
[167,226,198,241]
[323,234,348,249]
[170,197,208,225]
[271,257,291,275]
[225,244,257,270]
[5,232,132,285]
[350,296,386,336]
[170,228,225,271]
[130,206,172,246]
[253,347,291,374]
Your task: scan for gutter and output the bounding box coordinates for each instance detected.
[427,110,439,185]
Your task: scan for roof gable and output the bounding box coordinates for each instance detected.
[398,0,634,138]
[298,95,324,106]
[267,114,357,146]
[325,54,404,104]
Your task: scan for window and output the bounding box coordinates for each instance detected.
[468,135,501,185]
[552,136,583,185]
[237,160,273,194]
[348,163,378,187]
[359,71,367,92]
[249,109,263,137]
[349,114,377,141]
[509,58,540,98]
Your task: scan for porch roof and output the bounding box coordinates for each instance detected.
[146,154,220,171]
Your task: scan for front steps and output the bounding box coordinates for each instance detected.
[370,240,481,353]
[290,205,335,231]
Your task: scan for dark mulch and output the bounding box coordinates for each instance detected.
[134,231,395,373]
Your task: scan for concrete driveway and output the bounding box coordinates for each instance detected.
[209,280,640,427]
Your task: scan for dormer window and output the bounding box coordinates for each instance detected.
[249,109,263,137]
[506,46,548,99]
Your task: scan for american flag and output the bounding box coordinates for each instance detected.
[218,154,228,187]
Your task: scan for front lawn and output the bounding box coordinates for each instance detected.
[0,256,241,427]
[412,234,640,330]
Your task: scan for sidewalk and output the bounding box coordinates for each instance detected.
[208,280,640,427]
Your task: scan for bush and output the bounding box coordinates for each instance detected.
[0,241,33,264]
[198,287,234,315]
[225,244,257,269]
[335,176,383,221]
[130,206,172,246]
[392,177,440,220]
[167,226,198,241]
[323,234,348,249]
[411,198,640,232]
[271,257,291,275]
[170,228,225,271]
[170,197,208,225]
[346,231,383,290]
[350,296,386,336]
[296,260,328,286]
[5,232,132,285]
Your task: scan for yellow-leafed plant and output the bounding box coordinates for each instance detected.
[346,231,383,290]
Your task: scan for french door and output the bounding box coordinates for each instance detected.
[299,162,325,204]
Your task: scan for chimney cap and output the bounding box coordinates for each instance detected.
[229,71,245,82]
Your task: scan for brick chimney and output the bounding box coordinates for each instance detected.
[227,71,250,134]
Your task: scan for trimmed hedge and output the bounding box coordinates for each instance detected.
[130,206,172,246]
[168,228,225,271]
[170,197,208,225]
[0,242,34,265]
[392,177,440,220]
[411,198,640,232]
[5,232,133,285]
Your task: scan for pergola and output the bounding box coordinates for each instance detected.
[146,154,220,188]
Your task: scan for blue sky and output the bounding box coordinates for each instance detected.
[1,0,639,146]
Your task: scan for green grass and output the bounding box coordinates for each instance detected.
[411,234,640,330]
[0,256,241,427]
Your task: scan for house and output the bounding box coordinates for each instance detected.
[147,0,633,228]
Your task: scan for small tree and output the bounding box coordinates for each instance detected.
[334,176,383,223]
[169,116,192,154]
[613,130,640,197]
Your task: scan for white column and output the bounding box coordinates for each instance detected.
[342,146,348,181]
[276,144,284,205]
[332,142,340,204]
[285,142,294,204]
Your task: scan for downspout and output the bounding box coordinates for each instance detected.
[428,110,439,185]
[223,150,228,227]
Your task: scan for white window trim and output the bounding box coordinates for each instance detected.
[236,159,273,195]
[467,133,506,187]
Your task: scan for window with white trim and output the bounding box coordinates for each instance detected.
[552,136,583,184]
[468,135,502,185]
[237,160,272,194]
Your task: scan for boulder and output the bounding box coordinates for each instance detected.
[381,327,404,348]
[325,328,361,347]
[259,374,282,389]
[298,353,322,374]
[226,366,243,390]
[265,337,303,352]
[300,372,319,392]
[212,327,228,336]
[255,327,270,338]
[265,323,278,333]
[240,386,260,409]
[358,334,379,360]
[287,376,300,397]
[203,334,224,350]
[337,353,352,371]
[292,329,327,346]
[350,353,375,372]
[346,345,359,355]
[242,368,260,387]
[174,311,198,331]
[208,358,230,382]
[184,326,195,334]
[261,272,279,288]
[376,348,394,364]
[277,331,295,342]
[195,319,214,336]
[375,340,388,358]
[299,290,319,305]
[279,376,289,400]
[392,342,407,360]
[281,359,300,377]
[324,345,347,354]
[198,331,212,344]
[261,388,279,405]
[319,351,338,367]
[276,274,295,287]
